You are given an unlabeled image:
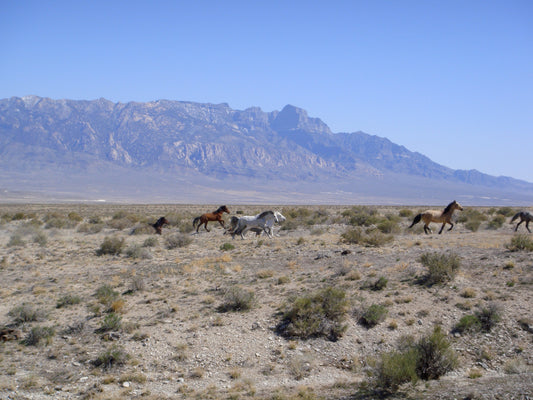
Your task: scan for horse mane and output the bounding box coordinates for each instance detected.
[442,201,456,214]
[216,205,229,213]
[257,210,274,219]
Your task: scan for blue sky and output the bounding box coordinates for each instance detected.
[2,1,532,182]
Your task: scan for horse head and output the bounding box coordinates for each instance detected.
[218,205,230,214]
[274,211,286,223]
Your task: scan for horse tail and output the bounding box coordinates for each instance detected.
[192,216,201,228]
[510,212,520,223]
[409,214,422,228]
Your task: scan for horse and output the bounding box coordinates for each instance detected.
[152,216,169,235]
[192,205,230,232]
[408,200,463,234]
[225,216,263,237]
[510,211,533,233]
[230,211,286,239]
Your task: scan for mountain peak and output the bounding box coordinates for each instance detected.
[271,104,331,134]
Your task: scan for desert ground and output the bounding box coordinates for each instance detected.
[0,203,531,400]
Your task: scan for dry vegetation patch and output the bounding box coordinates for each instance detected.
[0,203,531,399]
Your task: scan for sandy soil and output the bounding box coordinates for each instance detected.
[0,204,531,399]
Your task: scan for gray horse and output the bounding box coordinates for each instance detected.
[510,211,533,233]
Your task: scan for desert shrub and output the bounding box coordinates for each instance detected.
[217,286,256,312]
[419,252,461,285]
[97,313,122,332]
[374,327,456,392]
[220,242,235,251]
[32,231,48,247]
[8,304,47,324]
[130,224,155,235]
[44,217,77,229]
[376,218,401,234]
[399,209,413,218]
[56,294,82,308]
[343,206,380,227]
[125,244,152,259]
[457,209,487,224]
[95,285,119,308]
[142,237,158,247]
[97,236,125,256]
[77,222,104,233]
[506,234,533,252]
[277,287,349,341]
[107,217,136,230]
[454,303,501,335]
[359,304,388,328]
[487,214,505,230]
[93,345,130,370]
[372,276,388,291]
[476,303,501,332]
[415,326,457,380]
[464,220,481,232]
[68,212,83,222]
[341,227,393,247]
[128,276,145,293]
[496,207,515,217]
[454,315,482,334]
[7,234,25,247]
[165,233,192,249]
[375,348,419,391]
[23,326,55,346]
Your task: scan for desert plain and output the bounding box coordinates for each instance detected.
[0,203,531,400]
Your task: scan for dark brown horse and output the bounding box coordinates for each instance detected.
[152,217,169,235]
[193,205,230,232]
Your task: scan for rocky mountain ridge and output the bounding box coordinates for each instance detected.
[1,96,532,204]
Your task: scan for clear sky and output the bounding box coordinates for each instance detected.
[2,1,532,182]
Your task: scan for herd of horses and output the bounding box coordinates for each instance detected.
[150,201,533,237]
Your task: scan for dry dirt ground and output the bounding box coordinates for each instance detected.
[0,204,531,400]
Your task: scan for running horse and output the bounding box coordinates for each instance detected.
[192,205,230,232]
[152,217,169,235]
[408,200,464,234]
[510,211,533,233]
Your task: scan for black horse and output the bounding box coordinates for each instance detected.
[152,217,169,235]
[510,211,533,233]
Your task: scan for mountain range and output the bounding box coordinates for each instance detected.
[1,95,532,205]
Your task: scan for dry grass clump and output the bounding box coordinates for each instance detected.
[8,303,48,324]
[217,286,256,312]
[358,303,388,328]
[453,302,502,334]
[93,345,130,370]
[23,326,55,346]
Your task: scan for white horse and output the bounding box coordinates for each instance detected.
[228,211,285,239]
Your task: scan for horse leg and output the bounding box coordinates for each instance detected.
[423,224,429,234]
[204,221,210,232]
[516,221,523,231]
[217,219,225,228]
[447,222,454,231]
[438,223,446,234]
[526,221,531,233]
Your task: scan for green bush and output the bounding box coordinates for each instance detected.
[376,348,419,391]
[464,220,481,232]
[277,287,349,341]
[506,234,533,252]
[374,326,457,393]
[95,285,119,307]
[97,236,125,256]
[372,277,388,291]
[453,315,481,334]
[419,252,461,285]
[217,286,255,312]
[359,304,388,328]
[220,242,235,251]
[476,303,501,332]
